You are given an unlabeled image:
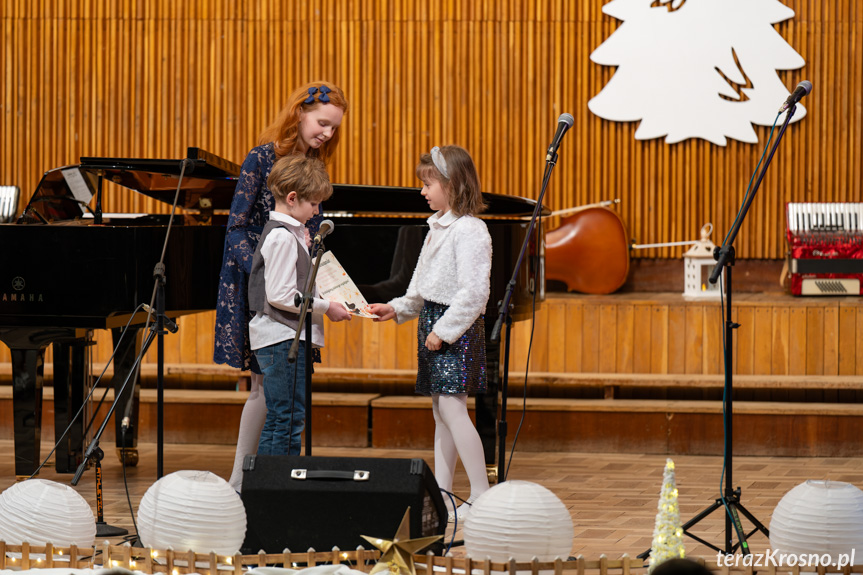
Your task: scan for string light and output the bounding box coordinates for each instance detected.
[648,458,686,572]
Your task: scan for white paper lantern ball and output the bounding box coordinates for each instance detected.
[464,480,573,561]
[770,480,863,563]
[0,479,96,547]
[137,470,246,555]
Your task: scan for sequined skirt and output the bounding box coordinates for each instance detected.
[416,300,487,396]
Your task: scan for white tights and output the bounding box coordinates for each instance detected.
[432,394,490,511]
[228,372,266,492]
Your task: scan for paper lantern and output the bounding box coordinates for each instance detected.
[137,470,246,555]
[464,480,573,561]
[0,479,96,547]
[769,480,863,563]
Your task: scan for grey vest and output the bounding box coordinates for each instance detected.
[248,219,317,333]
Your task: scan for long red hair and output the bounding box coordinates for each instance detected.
[258,81,348,162]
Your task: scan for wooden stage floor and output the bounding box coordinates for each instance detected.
[2,440,862,562]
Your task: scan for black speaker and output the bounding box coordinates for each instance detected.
[241,455,446,554]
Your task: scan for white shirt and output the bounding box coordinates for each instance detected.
[249,211,330,350]
[388,210,492,343]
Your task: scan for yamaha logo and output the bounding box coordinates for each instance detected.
[1,276,43,303]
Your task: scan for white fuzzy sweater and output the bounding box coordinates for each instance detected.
[388,210,492,343]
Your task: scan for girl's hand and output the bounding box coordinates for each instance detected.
[425,331,443,351]
[325,302,353,322]
[368,303,396,322]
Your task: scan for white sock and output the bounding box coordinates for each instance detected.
[228,372,266,492]
[434,394,490,508]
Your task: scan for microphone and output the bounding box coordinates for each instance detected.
[546,113,575,162]
[313,219,335,244]
[779,80,812,113]
[142,303,179,333]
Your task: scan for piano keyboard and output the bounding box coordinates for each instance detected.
[786,202,863,235]
[786,202,863,296]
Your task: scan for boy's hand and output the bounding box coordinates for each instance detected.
[368,303,396,322]
[425,331,443,351]
[325,302,352,322]
[304,227,312,248]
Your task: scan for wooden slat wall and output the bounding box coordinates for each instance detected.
[4,295,863,378]
[503,295,863,377]
[1,1,861,258]
[1,2,862,375]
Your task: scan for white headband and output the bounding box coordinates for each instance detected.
[430,146,449,179]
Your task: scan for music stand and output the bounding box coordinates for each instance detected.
[639,104,801,559]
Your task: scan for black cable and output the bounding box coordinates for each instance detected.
[503,211,542,482]
[440,489,459,555]
[27,304,146,479]
[120,427,141,542]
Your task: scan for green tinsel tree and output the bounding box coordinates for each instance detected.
[648,458,686,572]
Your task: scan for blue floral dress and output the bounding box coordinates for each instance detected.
[214,143,323,372]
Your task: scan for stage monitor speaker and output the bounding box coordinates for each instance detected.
[241,455,446,554]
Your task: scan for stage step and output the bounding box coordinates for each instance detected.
[369,395,863,457]
[0,387,376,447]
[2,385,861,457]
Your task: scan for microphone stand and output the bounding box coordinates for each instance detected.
[154,262,169,478]
[639,105,798,560]
[71,324,160,536]
[489,153,555,482]
[289,237,328,456]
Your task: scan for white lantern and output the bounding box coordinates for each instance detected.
[464,480,573,561]
[769,480,863,564]
[137,470,246,555]
[0,479,96,548]
[683,223,722,300]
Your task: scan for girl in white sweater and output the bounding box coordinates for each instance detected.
[369,145,491,523]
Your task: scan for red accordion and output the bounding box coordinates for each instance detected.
[786,202,863,295]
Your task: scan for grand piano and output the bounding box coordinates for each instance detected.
[0,148,545,478]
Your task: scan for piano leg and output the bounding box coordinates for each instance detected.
[11,347,45,478]
[476,322,501,483]
[111,326,141,466]
[52,335,92,473]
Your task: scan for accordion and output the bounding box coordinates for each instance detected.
[786,202,863,295]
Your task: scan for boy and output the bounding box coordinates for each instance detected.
[248,155,352,456]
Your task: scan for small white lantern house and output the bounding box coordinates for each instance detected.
[683,223,722,300]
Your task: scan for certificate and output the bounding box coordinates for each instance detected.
[316,251,378,318]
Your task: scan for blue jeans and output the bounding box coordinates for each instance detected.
[255,339,307,455]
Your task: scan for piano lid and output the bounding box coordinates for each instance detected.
[18,146,549,224]
[78,147,241,210]
[327,184,550,219]
[18,148,240,223]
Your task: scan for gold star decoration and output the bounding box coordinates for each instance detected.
[361,507,443,575]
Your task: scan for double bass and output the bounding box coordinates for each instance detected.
[545,200,630,294]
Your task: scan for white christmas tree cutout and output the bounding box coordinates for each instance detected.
[588,0,806,145]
